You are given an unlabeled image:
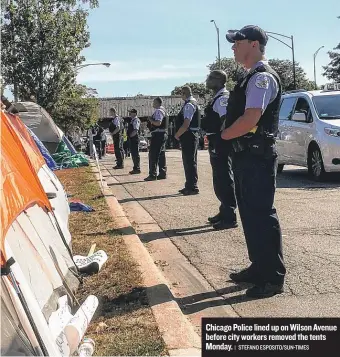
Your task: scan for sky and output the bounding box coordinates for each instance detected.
[4,0,340,99]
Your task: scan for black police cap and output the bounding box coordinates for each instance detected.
[226,25,268,46]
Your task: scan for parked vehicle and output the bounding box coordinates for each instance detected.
[276,84,340,181]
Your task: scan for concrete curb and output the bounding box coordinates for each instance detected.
[90,164,201,356]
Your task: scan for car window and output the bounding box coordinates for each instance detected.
[312,95,340,119]
[279,97,296,120]
[293,97,312,122]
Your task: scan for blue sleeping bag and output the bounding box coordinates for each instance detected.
[27,127,59,170]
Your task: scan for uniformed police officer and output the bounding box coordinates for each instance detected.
[201,70,238,230]
[109,107,124,169]
[222,25,286,298]
[175,86,200,195]
[144,97,168,181]
[127,108,141,174]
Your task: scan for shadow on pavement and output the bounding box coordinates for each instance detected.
[277,169,340,189]
[180,292,255,315]
[107,180,146,186]
[139,224,215,242]
[118,193,182,204]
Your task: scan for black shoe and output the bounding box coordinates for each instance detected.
[229,267,258,284]
[129,169,141,174]
[144,175,157,181]
[208,214,221,224]
[246,283,284,299]
[113,165,124,169]
[213,220,238,230]
[157,175,167,180]
[178,188,186,193]
[181,188,199,196]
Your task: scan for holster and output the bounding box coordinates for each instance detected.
[232,133,275,155]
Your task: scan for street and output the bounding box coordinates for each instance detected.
[101,150,340,334]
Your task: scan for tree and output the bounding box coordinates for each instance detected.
[323,16,340,82]
[171,82,211,97]
[52,84,99,134]
[208,57,314,91]
[268,59,314,91]
[1,0,98,111]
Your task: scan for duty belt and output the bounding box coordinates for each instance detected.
[189,128,199,132]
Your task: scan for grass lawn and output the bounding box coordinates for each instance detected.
[56,167,167,356]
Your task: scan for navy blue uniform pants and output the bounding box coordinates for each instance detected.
[149,132,167,177]
[130,136,140,171]
[208,134,237,223]
[180,131,199,190]
[233,146,286,285]
[113,135,124,167]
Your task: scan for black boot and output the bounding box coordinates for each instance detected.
[208,214,221,224]
[213,220,238,230]
[144,175,157,181]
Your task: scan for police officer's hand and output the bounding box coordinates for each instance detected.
[174,133,180,141]
[221,129,229,140]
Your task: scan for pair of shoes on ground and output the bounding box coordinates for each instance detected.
[144,175,167,181]
[229,266,284,298]
[178,187,199,195]
[208,213,238,230]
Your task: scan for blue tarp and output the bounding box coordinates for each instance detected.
[69,200,95,212]
[63,135,77,155]
[27,127,59,170]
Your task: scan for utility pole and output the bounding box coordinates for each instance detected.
[266,31,297,89]
[210,20,221,69]
[313,46,324,89]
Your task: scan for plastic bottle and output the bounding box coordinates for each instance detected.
[78,338,95,357]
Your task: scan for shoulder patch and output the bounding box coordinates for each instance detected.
[255,74,270,89]
[219,96,228,107]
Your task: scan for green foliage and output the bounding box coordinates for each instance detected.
[171,82,211,97]
[268,59,315,91]
[51,84,99,134]
[207,57,314,91]
[1,0,98,111]
[323,16,340,82]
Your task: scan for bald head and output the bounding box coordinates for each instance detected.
[206,70,227,91]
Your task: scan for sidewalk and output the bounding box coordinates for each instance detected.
[97,151,340,336]
[93,162,201,356]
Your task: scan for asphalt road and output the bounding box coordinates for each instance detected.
[101,150,340,318]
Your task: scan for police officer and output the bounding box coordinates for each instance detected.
[144,97,168,181]
[109,107,124,169]
[221,25,286,298]
[127,108,141,174]
[93,123,105,159]
[175,86,200,195]
[201,70,238,230]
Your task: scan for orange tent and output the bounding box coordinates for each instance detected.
[1,111,52,267]
[5,111,45,172]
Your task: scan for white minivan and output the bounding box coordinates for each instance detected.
[276,84,340,181]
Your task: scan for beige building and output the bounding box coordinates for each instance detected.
[98,95,208,120]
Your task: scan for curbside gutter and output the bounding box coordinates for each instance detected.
[91,164,201,356]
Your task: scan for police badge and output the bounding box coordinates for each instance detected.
[255,74,270,89]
